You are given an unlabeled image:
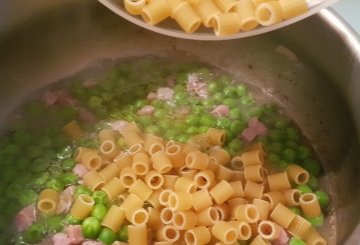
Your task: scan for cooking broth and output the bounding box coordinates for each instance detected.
[0,56,329,244]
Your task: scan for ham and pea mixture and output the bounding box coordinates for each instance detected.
[0,57,329,244]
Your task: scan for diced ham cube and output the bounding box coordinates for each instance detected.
[82,241,104,245]
[14,205,36,232]
[272,228,289,245]
[211,105,229,118]
[73,164,89,178]
[52,233,72,245]
[156,87,174,101]
[67,225,84,244]
[240,128,257,142]
[137,105,155,116]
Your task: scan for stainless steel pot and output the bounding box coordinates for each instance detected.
[0,1,359,244]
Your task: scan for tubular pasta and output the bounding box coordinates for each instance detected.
[128,179,154,201]
[269,203,296,228]
[122,131,144,147]
[169,191,192,211]
[178,166,198,179]
[182,141,201,154]
[194,169,215,189]
[173,210,198,230]
[174,176,196,193]
[156,225,180,242]
[185,150,209,170]
[244,165,266,183]
[262,191,286,210]
[102,205,126,232]
[128,143,145,155]
[231,170,245,183]
[151,151,173,173]
[233,204,260,223]
[288,215,312,239]
[197,206,220,226]
[185,226,211,245]
[230,155,244,171]
[120,122,142,136]
[209,147,230,166]
[257,220,281,240]
[250,235,271,245]
[124,0,147,15]
[227,198,249,212]
[229,181,244,198]
[278,0,308,19]
[75,147,97,163]
[128,224,148,245]
[193,0,221,28]
[62,120,84,140]
[159,189,174,206]
[98,128,117,143]
[213,0,237,12]
[255,1,283,26]
[147,207,162,229]
[252,198,271,220]
[216,165,234,181]
[206,128,226,146]
[166,143,185,167]
[251,0,269,5]
[37,189,59,214]
[145,170,164,189]
[214,203,230,220]
[209,180,235,205]
[304,228,327,245]
[101,177,126,200]
[163,175,179,189]
[141,0,172,25]
[99,163,120,182]
[283,189,301,206]
[83,170,106,191]
[191,189,213,212]
[132,152,150,175]
[160,207,175,224]
[299,193,321,217]
[286,164,309,185]
[172,2,202,34]
[126,207,149,225]
[147,188,163,209]
[70,194,95,219]
[208,160,219,173]
[244,180,264,199]
[267,172,291,192]
[211,221,238,244]
[119,167,137,188]
[144,133,164,154]
[82,151,102,170]
[212,12,242,37]
[114,152,133,170]
[241,149,264,166]
[120,193,143,212]
[228,220,252,240]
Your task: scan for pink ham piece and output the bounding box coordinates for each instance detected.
[272,228,289,245]
[137,105,155,116]
[73,164,89,178]
[67,225,85,244]
[109,120,128,132]
[52,233,72,245]
[248,117,268,136]
[211,105,229,118]
[14,205,36,233]
[240,127,258,142]
[146,92,157,100]
[156,87,174,101]
[77,107,98,123]
[56,186,76,214]
[186,74,208,99]
[82,241,103,245]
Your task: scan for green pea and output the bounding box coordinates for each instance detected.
[216,117,232,129]
[198,126,209,134]
[118,225,128,242]
[200,114,216,127]
[230,120,246,134]
[61,173,78,186]
[92,191,108,205]
[82,217,101,239]
[75,185,92,199]
[177,134,190,143]
[39,136,53,148]
[62,159,76,171]
[213,92,225,102]
[46,178,64,192]
[26,145,43,159]
[229,108,243,120]
[92,204,108,221]
[23,223,46,244]
[201,98,216,108]
[0,136,11,147]
[315,191,330,208]
[289,237,306,245]
[32,158,50,173]
[47,215,65,232]
[228,138,243,153]
[223,87,237,97]
[285,140,298,149]
[150,99,163,108]
[208,82,219,94]
[240,95,254,105]
[306,213,324,227]
[16,157,31,171]
[302,159,321,176]
[1,166,17,183]
[65,214,82,225]
[31,173,50,188]
[99,227,117,245]
[57,146,73,160]
[286,127,300,141]
[289,207,301,215]
[3,144,21,156]
[297,146,311,160]
[133,99,147,109]
[267,153,280,164]
[186,126,199,135]
[269,129,287,142]
[267,142,284,154]
[185,114,200,125]
[154,108,167,119]
[307,175,319,189]
[297,184,312,194]
[18,190,37,206]
[12,129,32,145]
[173,92,187,103]
[274,117,290,129]
[145,125,160,135]
[281,148,297,162]
[235,84,248,96]
[223,98,237,108]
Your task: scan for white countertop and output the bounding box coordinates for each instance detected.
[333,0,360,34]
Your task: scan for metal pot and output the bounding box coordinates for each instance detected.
[0,1,359,244]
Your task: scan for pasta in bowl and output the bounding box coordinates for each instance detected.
[0,57,331,244]
[98,0,339,40]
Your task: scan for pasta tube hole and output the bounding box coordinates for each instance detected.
[239,223,251,238]
[134,164,147,175]
[169,194,178,210]
[297,172,309,184]
[300,193,316,203]
[101,141,115,153]
[242,20,259,31]
[259,222,274,237]
[80,194,95,205]
[160,208,174,224]
[185,231,195,244]
[174,213,184,226]
[230,156,244,170]
[38,201,55,212]
[150,176,163,188]
[164,226,179,241]
[209,208,220,222]
[88,157,102,170]
[133,209,148,225]
[122,175,136,187]
[128,143,143,154]
[225,229,237,243]
[166,145,180,155]
[149,143,164,155]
